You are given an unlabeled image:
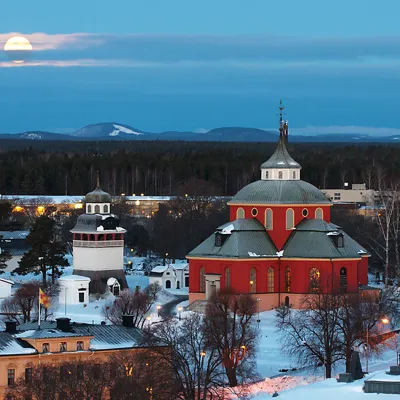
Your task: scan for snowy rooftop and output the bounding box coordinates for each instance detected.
[151,265,169,273]
[0,333,37,355]
[59,275,91,282]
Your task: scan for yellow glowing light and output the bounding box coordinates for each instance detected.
[74,203,83,209]
[381,317,390,324]
[4,36,33,64]
[140,193,144,196]
[250,280,254,285]
[135,200,140,206]
[12,206,23,212]
[36,206,45,215]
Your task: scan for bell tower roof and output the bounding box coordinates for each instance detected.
[260,101,301,180]
[85,171,111,204]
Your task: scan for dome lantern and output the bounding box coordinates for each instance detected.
[84,172,111,214]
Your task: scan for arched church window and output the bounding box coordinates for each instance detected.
[265,171,269,179]
[292,171,296,179]
[82,234,88,241]
[267,267,274,292]
[75,234,81,240]
[225,268,231,288]
[103,204,109,213]
[265,209,273,230]
[315,208,323,220]
[249,268,256,293]
[94,205,100,214]
[236,208,245,219]
[87,205,92,213]
[286,209,294,230]
[340,267,347,293]
[106,234,113,241]
[278,171,283,179]
[309,268,320,292]
[285,266,291,292]
[200,267,205,292]
[89,234,95,241]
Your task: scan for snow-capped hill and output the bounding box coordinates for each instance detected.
[22,132,43,140]
[109,124,143,136]
[71,123,146,139]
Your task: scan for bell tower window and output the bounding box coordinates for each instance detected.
[265,171,269,179]
[278,171,283,179]
[292,171,296,179]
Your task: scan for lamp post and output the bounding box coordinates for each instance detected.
[366,317,390,374]
[146,315,151,332]
[256,298,261,328]
[178,306,182,321]
[157,304,161,318]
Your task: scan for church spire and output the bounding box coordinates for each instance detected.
[278,99,289,144]
[96,171,100,188]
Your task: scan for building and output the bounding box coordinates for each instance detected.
[58,275,91,305]
[0,317,167,399]
[322,184,376,205]
[187,107,369,310]
[0,278,13,299]
[71,176,128,293]
[149,263,189,290]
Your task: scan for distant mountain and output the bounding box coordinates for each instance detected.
[71,123,147,139]
[1,123,400,143]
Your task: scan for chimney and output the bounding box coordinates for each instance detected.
[56,317,71,332]
[122,315,134,328]
[5,321,17,334]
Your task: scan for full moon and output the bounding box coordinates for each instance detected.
[4,36,33,63]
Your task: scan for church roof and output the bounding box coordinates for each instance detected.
[187,218,277,259]
[229,180,331,205]
[260,135,301,169]
[283,219,369,259]
[85,187,111,204]
[70,214,124,233]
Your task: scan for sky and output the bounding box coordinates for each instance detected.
[1,0,400,135]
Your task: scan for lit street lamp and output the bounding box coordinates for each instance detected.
[157,304,161,317]
[146,315,151,332]
[178,306,182,321]
[366,317,390,374]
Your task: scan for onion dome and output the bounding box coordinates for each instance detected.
[85,173,111,204]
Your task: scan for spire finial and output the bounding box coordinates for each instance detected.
[278,100,289,143]
[96,171,100,188]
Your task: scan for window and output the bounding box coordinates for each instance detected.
[337,235,344,247]
[42,343,50,353]
[176,281,180,289]
[284,296,290,307]
[265,208,273,230]
[60,365,69,381]
[103,204,109,213]
[249,268,256,293]
[302,208,308,217]
[215,233,223,247]
[165,280,171,289]
[87,204,92,213]
[309,268,320,292]
[278,171,283,179]
[236,207,245,219]
[8,369,15,386]
[125,363,133,377]
[77,341,84,351]
[292,171,296,179]
[265,171,269,179]
[251,208,258,217]
[225,268,231,288]
[25,367,32,384]
[77,364,84,381]
[340,267,347,293]
[94,205,100,213]
[166,272,170,275]
[286,209,294,230]
[315,208,323,220]
[285,267,291,292]
[334,192,341,200]
[200,267,205,292]
[267,267,274,292]
[60,342,67,352]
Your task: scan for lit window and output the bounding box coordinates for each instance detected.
[285,267,291,292]
[60,342,67,352]
[267,267,274,292]
[249,268,256,293]
[309,268,320,292]
[77,341,84,351]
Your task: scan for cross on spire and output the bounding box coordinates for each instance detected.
[278,100,288,143]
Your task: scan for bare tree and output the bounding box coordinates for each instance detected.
[14,281,40,323]
[14,196,56,227]
[103,283,161,327]
[204,289,259,387]
[276,292,342,378]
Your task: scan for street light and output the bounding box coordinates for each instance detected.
[178,306,182,321]
[366,317,390,374]
[157,304,161,317]
[256,298,261,328]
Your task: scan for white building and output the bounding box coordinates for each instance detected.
[58,275,91,305]
[0,278,13,298]
[149,263,189,290]
[71,174,127,293]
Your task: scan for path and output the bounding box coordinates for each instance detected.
[160,295,188,319]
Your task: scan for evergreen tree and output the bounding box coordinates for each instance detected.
[14,216,69,286]
[0,235,12,274]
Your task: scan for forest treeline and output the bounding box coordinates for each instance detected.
[0,139,399,195]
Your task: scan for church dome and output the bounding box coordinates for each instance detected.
[229,180,330,205]
[85,187,111,203]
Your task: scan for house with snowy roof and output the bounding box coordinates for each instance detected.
[0,317,168,399]
[149,263,189,290]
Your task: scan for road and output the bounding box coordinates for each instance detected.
[159,295,188,319]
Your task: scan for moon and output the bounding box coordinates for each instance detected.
[4,36,33,63]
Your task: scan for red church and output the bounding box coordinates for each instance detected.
[187,108,369,310]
